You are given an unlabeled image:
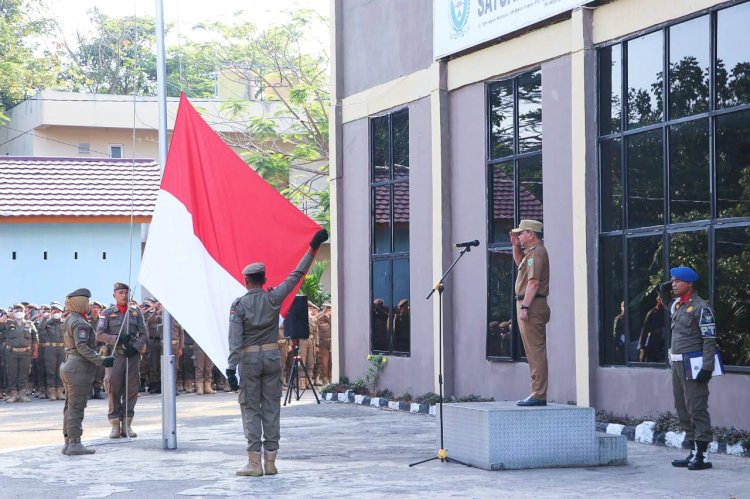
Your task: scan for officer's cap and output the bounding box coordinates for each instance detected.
[40,304,50,310]
[670,266,699,282]
[243,262,265,275]
[67,288,92,298]
[28,303,39,310]
[511,219,544,233]
[397,298,409,308]
[93,301,106,309]
[114,282,129,291]
[50,303,64,312]
[322,302,332,309]
[12,302,25,310]
[308,302,320,311]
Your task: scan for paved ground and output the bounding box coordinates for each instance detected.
[0,390,747,498]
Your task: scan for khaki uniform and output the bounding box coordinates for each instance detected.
[515,243,551,400]
[228,252,313,453]
[38,317,65,392]
[277,324,289,382]
[96,306,147,422]
[145,310,163,389]
[90,314,106,394]
[298,314,317,388]
[316,312,331,384]
[4,319,38,395]
[61,312,104,439]
[195,342,215,390]
[669,293,716,442]
[181,329,195,392]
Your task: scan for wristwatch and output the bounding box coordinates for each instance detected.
[520,305,529,310]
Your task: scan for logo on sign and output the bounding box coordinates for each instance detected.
[449,0,470,36]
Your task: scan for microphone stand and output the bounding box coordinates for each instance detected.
[409,244,475,468]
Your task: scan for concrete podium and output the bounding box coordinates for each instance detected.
[437,401,627,470]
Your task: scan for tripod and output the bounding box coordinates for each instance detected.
[283,339,320,406]
[410,245,475,468]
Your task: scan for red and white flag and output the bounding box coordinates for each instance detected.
[139,93,320,373]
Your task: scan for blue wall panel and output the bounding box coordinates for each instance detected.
[0,223,143,307]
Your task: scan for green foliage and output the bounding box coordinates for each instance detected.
[350,378,367,395]
[414,392,442,405]
[374,388,394,399]
[0,0,61,114]
[365,354,388,386]
[299,261,330,309]
[446,394,495,403]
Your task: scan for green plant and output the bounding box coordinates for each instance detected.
[365,354,388,386]
[375,388,393,399]
[415,392,442,405]
[351,378,368,395]
[300,261,330,308]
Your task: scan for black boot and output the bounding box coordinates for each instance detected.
[140,379,147,393]
[92,387,105,400]
[671,440,695,467]
[688,441,713,470]
[148,381,161,394]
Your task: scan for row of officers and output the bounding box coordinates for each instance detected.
[0,290,333,406]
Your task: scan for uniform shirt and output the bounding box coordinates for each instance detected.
[308,313,319,346]
[514,243,550,297]
[96,305,148,352]
[38,317,64,344]
[4,320,38,349]
[669,293,717,371]
[228,252,313,370]
[145,310,164,340]
[316,312,331,341]
[63,312,103,365]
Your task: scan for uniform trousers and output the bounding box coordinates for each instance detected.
[32,349,46,393]
[516,299,550,400]
[195,347,215,385]
[672,360,712,442]
[6,351,31,391]
[239,348,282,452]
[106,352,140,421]
[298,339,315,386]
[148,338,162,381]
[60,356,97,438]
[45,346,65,389]
[317,339,331,382]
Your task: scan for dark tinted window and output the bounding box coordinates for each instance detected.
[716,109,750,218]
[627,129,664,228]
[600,44,622,135]
[600,138,623,231]
[669,119,710,223]
[627,31,664,128]
[716,2,750,109]
[669,16,710,119]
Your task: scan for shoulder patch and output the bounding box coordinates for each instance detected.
[77,327,89,340]
[527,258,534,266]
[699,307,716,338]
[109,313,118,317]
[97,318,105,329]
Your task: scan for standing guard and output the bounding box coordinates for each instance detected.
[4,304,38,403]
[38,304,66,401]
[96,283,147,439]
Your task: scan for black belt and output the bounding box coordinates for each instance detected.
[149,336,163,340]
[516,294,547,301]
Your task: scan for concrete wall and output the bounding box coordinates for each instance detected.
[341,0,433,98]
[0,223,144,306]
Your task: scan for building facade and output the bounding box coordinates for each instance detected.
[330,0,750,428]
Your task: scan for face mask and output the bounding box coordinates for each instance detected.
[52,313,62,320]
[13,312,24,320]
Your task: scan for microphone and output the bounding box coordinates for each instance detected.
[453,240,480,249]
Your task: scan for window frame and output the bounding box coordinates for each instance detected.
[597,2,750,373]
[369,107,410,356]
[109,144,124,159]
[485,68,543,362]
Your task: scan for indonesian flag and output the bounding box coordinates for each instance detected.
[139,93,320,373]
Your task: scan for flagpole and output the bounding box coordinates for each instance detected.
[155,0,177,450]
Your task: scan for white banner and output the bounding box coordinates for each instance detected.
[434,0,595,59]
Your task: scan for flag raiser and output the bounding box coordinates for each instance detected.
[139,93,321,373]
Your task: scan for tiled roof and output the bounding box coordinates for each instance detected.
[0,157,160,218]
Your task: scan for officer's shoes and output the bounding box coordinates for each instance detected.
[237,451,264,477]
[264,450,278,475]
[66,440,95,456]
[671,440,695,467]
[688,442,712,470]
[109,420,121,439]
[516,396,546,407]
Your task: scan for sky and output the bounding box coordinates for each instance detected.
[49,0,329,46]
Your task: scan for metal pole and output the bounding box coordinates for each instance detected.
[155,0,177,450]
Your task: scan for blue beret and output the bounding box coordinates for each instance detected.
[670,266,699,282]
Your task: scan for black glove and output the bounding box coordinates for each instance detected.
[116,333,131,345]
[226,368,239,391]
[310,228,329,250]
[102,356,115,368]
[124,345,139,358]
[659,281,673,294]
[695,369,712,382]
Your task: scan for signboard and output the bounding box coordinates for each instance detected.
[434,0,595,59]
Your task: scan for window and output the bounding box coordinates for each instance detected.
[370,109,410,355]
[109,144,123,159]
[598,2,750,371]
[486,69,542,360]
[78,143,90,155]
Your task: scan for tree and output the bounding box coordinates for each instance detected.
[0,0,61,119]
[59,8,158,95]
[194,9,330,228]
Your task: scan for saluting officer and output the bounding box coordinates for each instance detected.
[510,220,551,407]
[226,228,327,477]
[60,288,115,455]
[4,304,38,403]
[661,266,716,471]
[96,282,147,439]
[38,303,66,401]
[89,301,107,400]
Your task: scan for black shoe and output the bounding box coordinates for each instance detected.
[688,441,713,470]
[671,440,695,467]
[516,396,547,407]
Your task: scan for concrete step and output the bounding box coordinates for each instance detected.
[437,401,627,470]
